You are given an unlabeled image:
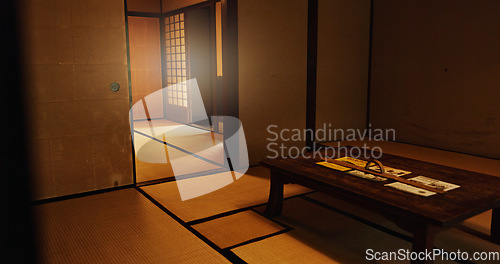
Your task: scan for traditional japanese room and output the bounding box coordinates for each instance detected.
[2,0,499,263]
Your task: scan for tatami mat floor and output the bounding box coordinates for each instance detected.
[34,188,230,264]
[34,129,499,263]
[34,165,499,264]
[140,166,311,223]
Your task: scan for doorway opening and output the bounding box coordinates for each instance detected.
[127,1,228,185]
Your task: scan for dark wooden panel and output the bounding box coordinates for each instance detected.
[306,0,318,148]
[370,0,500,159]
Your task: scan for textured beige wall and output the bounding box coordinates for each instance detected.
[316,0,371,138]
[239,0,308,165]
[128,17,163,120]
[21,0,133,200]
[370,0,500,159]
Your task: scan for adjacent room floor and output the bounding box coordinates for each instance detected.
[132,119,225,184]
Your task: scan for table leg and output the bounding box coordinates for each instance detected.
[492,207,500,244]
[411,224,436,264]
[264,170,284,217]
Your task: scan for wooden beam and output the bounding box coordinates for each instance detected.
[306,0,318,148]
[221,0,238,118]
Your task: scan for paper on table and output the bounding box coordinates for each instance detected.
[381,167,412,177]
[385,176,460,196]
[317,161,386,181]
[335,156,367,167]
[346,170,387,181]
[316,161,350,171]
[316,161,386,181]
[409,176,461,192]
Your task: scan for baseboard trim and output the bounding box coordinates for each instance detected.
[31,184,135,206]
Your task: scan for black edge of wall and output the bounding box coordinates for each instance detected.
[1,1,37,262]
[127,12,163,17]
[366,0,374,131]
[123,0,138,186]
[31,184,135,206]
[163,1,215,16]
[306,0,318,149]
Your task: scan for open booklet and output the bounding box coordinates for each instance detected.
[317,157,460,196]
[316,156,412,182]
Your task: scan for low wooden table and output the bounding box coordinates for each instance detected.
[261,147,500,263]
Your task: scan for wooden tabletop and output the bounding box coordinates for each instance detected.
[260,146,500,228]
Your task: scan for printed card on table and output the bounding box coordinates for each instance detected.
[379,167,412,177]
[409,176,460,192]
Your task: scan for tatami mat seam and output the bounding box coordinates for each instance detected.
[33,181,479,264]
[187,207,298,251]
[134,130,225,167]
[189,208,295,251]
[249,208,295,231]
[135,187,247,264]
[223,228,293,251]
[302,196,411,241]
[137,167,230,187]
[301,195,477,264]
[185,191,316,226]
